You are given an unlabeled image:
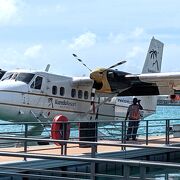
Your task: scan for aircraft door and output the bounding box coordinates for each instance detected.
[28,75,45,107]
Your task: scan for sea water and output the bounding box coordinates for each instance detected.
[0,106,180,138]
[146,105,180,120]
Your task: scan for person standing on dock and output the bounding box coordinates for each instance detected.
[125,98,143,141]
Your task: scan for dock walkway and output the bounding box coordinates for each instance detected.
[0,135,179,163]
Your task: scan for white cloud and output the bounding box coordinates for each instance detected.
[24,44,43,58]
[108,33,125,44]
[38,4,66,17]
[131,27,144,38]
[126,46,144,59]
[69,32,97,50]
[0,0,19,24]
[55,4,66,13]
[108,27,145,44]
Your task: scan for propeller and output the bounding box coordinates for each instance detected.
[90,60,126,83]
[108,60,126,69]
[72,54,92,72]
[101,60,126,73]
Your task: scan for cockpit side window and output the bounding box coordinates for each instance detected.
[30,76,43,90]
[11,73,18,80]
[1,72,13,81]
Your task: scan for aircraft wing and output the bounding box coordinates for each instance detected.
[118,72,180,96]
[72,77,94,87]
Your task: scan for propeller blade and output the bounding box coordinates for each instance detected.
[108,60,126,69]
[72,53,77,57]
[100,60,126,74]
[72,54,92,72]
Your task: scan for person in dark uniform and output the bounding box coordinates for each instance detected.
[125,98,143,141]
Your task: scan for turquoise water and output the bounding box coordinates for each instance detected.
[97,106,180,139]
[146,105,180,120]
[0,106,180,137]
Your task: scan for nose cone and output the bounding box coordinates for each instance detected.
[90,68,105,83]
[0,80,28,92]
[0,80,29,121]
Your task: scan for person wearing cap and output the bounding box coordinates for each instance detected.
[125,98,143,141]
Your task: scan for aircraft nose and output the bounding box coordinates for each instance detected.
[90,71,103,83]
[0,80,29,91]
[0,81,29,121]
[90,72,95,79]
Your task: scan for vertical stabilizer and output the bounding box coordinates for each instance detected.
[139,37,164,117]
[142,37,164,74]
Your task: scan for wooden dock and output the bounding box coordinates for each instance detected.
[0,135,179,164]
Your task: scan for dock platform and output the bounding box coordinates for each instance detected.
[0,118,179,179]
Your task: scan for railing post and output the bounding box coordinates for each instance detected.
[166,119,170,145]
[61,122,67,155]
[146,120,149,145]
[91,144,96,180]
[123,164,130,179]
[64,122,67,155]
[121,121,124,150]
[95,122,98,143]
[24,123,28,161]
[123,121,127,151]
[121,121,126,150]
[140,165,146,179]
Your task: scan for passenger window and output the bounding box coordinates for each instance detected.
[60,87,65,96]
[30,76,43,90]
[78,90,82,99]
[84,91,89,99]
[52,86,57,95]
[71,89,76,98]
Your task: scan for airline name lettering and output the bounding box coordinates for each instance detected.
[117,99,131,104]
[55,99,76,107]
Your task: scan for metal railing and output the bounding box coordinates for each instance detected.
[0,143,179,179]
[0,118,179,150]
[0,118,179,179]
[0,119,180,141]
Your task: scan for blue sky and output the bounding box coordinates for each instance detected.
[0,0,180,76]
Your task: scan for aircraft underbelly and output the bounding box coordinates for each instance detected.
[0,104,33,122]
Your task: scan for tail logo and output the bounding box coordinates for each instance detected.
[149,49,157,59]
[149,49,159,72]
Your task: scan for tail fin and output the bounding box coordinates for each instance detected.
[142,37,164,74]
[139,37,164,118]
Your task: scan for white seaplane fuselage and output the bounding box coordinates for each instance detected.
[0,70,117,124]
[0,69,155,126]
[0,70,93,123]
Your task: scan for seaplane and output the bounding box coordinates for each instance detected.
[0,37,179,144]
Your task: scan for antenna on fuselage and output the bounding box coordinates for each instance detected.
[45,64,50,72]
[72,54,92,72]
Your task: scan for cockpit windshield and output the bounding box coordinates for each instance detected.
[15,73,35,84]
[1,72,35,84]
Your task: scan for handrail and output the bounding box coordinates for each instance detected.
[0,118,179,179]
[0,136,179,151]
[0,151,179,169]
[0,150,179,179]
